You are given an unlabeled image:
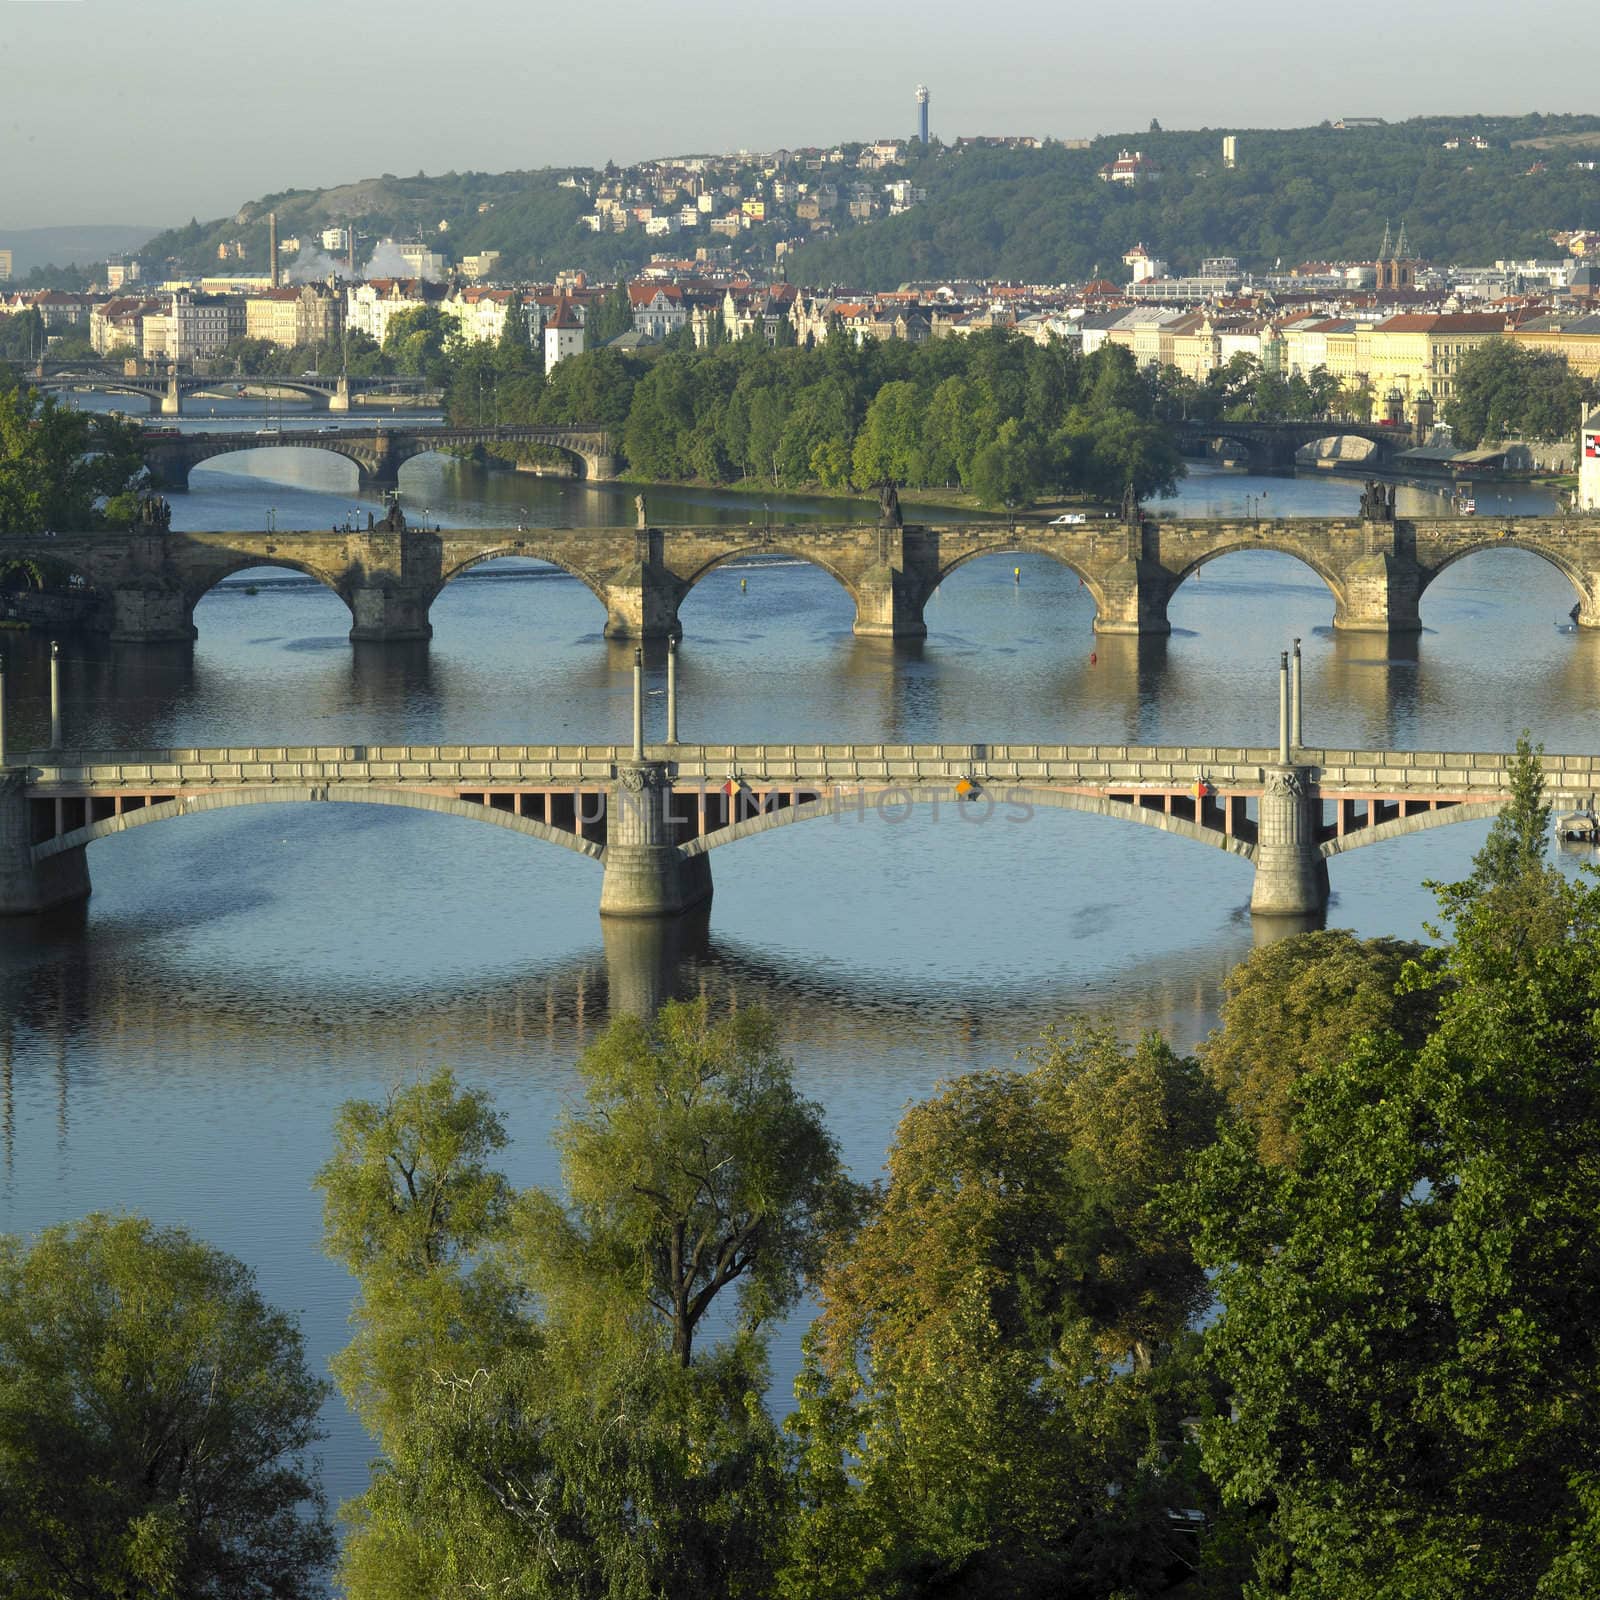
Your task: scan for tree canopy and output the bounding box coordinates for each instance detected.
[320,1001,855,1600]
[1444,340,1594,446]
[0,1214,333,1600]
[0,366,147,533]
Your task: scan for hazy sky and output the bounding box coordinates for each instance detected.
[1,0,1592,229]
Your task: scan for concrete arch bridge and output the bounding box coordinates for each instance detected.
[11,512,1600,644]
[4,739,1591,923]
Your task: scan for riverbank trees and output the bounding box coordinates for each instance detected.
[469,331,1184,506]
[1444,338,1595,447]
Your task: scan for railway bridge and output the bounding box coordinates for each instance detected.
[6,511,1600,643]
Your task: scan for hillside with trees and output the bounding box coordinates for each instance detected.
[131,113,1600,288]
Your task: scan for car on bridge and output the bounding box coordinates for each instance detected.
[1047,512,1087,525]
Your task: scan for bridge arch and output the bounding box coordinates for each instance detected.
[434,545,616,616]
[1418,537,1595,616]
[1167,541,1349,617]
[32,787,606,865]
[173,439,375,491]
[185,556,354,627]
[684,784,1255,862]
[680,546,864,610]
[42,379,157,411]
[932,544,1112,621]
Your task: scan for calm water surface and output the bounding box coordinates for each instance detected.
[1,421,1588,1514]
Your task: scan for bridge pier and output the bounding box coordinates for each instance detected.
[161,373,182,417]
[109,585,195,643]
[852,567,927,638]
[599,759,712,918]
[1094,557,1172,635]
[1330,520,1422,633]
[602,534,684,639]
[328,377,351,413]
[348,584,433,643]
[0,772,90,915]
[1250,765,1328,918]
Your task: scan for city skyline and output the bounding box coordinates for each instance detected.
[2,0,1594,229]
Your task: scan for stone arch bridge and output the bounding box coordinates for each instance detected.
[3,739,1592,923]
[10,512,1600,643]
[135,424,618,494]
[1170,418,1406,472]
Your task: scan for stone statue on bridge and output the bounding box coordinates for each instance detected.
[877,479,902,527]
[381,498,406,534]
[636,493,648,531]
[136,495,171,533]
[1120,482,1141,525]
[1360,480,1396,522]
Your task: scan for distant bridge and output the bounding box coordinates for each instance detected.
[1171,418,1407,471]
[31,362,436,415]
[5,510,1597,644]
[135,423,618,492]
[2,738,1588,922]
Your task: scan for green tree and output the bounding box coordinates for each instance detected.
[585,278,634,347]
[1184,867,1600,1597]
[0,1214,333,1600]
[316,1070,523,1456]
[0,370,146,534]
[1470,732,1551,892]
[1200,929,1433,1166]
[523,999,857,1367]
[786,1025,1219,1599]
[380,305,461,381]
[1445,339,1592,447]
[322,1004,851,1600]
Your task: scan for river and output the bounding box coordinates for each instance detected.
[0,405,1588,1514]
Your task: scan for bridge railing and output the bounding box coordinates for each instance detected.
[17,743,1600,798]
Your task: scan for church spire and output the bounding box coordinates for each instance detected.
[1394,219,1409,260]
[1378,220,1392,261]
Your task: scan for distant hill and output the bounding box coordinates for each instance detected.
[132,112,1600,291]
[0,224,160,276]
[787,115,1600,288]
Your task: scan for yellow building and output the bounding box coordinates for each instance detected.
[245,285,341,349]
[1363,313,1506,403]
[1509,314,1600,381]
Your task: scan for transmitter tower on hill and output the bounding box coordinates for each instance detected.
[916,84,930,145]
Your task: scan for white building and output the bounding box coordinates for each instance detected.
[163,293,245,361]
[346,280,442,345]
[1581,404,1600,511]
[544,300,585,368]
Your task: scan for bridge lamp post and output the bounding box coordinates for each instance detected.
[667,639,679,744]
[49,641,61,752]
[1291,637,1303,751]
[1277,651,1294,765]
[632,648,645,759]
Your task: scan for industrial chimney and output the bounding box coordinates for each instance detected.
[268,211,280,288]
